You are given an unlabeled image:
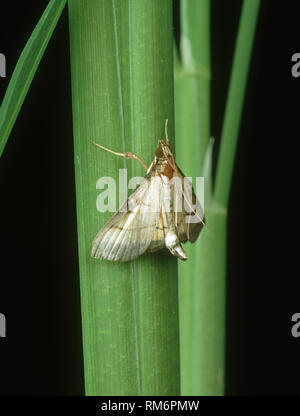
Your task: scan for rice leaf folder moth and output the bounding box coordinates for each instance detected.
[91,120,204,262]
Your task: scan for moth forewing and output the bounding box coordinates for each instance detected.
[172,175,187,243]
[147,213,165,253]
[182,176,204,224]
[182,177,204,243]
[171,174,183,215]
[91,174,162,261]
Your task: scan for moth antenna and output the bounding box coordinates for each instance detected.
[92,141,148,171]
[164,118,170,142]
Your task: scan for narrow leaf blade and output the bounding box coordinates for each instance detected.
[0,0,67,157]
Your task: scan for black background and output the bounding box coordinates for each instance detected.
[0,0,296,396]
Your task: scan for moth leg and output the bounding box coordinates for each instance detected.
[164,118,170,142]
[92,142,148,171]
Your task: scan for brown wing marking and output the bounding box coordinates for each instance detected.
[147,212,166,253]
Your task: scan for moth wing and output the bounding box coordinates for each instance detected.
[147,211,165,253]
[174,169,204,243]
[91,175,162,261]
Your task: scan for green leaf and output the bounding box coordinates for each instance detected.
[0,0,67,157]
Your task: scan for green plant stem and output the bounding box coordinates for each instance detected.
[175,0,210,170]
[176,0,261,395]
[174,0,211,395]
[192,0,261,395]
[68,0,179,396]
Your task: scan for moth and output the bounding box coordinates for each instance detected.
[91,120,204,262]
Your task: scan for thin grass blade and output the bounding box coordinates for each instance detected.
[214,0,261,207]
[0,0,66,157]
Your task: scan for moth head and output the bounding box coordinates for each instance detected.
[155,140,173,160]
[155,119,176,166]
